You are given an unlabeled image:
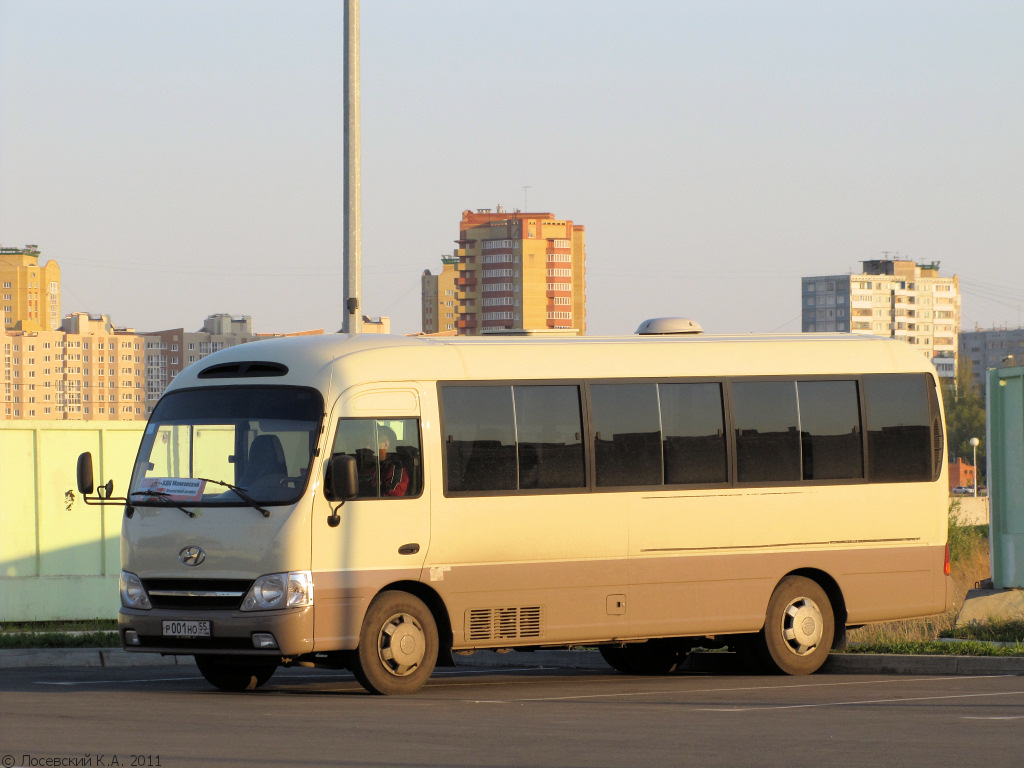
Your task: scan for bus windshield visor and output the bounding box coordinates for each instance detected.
[129,386,323,506]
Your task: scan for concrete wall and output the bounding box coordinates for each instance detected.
[953,496,990,526]
[0,421,144,621]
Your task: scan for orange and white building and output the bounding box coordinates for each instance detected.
[424,208,586,336]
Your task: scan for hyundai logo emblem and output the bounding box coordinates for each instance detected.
[179,546,206,566]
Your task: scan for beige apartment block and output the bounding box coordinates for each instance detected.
[421,258,459,334]
[802,259,960,379]
[425,208,586,336]
[1,244,61,332]
[3,313,146,420]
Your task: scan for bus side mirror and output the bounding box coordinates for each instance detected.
[77,452,95,495]
[326,454,359,502]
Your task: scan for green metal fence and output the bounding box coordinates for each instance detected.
[988,365,1024,589]
[0,421,144,620]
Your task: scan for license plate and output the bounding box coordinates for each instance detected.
[162,620,211,638]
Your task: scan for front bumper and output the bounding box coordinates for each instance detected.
[118,606,314,657]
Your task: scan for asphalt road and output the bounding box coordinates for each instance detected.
[2,664,1022,768]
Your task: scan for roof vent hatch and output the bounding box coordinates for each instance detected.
[635,318,704,335]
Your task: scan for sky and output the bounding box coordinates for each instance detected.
[1,0,1022,337]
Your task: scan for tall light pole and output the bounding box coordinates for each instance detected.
[342,0,362,334]
[970,437,980,497]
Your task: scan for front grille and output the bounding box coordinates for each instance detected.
[466,606,544,642]
[143,578,252,610]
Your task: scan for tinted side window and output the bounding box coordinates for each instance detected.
[863,374,933,482]
[660,382,727,484]
[797,380,863,480]
[441,386,517,491]
[732,381,800,482]
[590,383,662,487]
[514,385,585,489]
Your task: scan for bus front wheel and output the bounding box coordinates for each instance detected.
[758,575,834,675]
[352,590,439,695]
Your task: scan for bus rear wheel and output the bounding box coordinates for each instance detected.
[352,590,439,695]
[599,638,692,675]
[194,655,278,691]
[757,575,834,675]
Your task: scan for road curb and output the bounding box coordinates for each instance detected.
[0,647,188,669]
[3,647,1024,676]
[824,653,1024,676]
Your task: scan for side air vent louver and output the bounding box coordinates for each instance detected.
[466,606,544,642]
[198,361,289,379]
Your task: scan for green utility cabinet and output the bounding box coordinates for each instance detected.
[988,365,1024,589]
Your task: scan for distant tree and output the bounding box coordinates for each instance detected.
[941,358,986,483]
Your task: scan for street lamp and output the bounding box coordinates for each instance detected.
[969,437,980,497]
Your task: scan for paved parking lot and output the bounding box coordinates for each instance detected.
[2,663,1022,767]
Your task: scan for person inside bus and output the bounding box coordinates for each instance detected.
[358,423,409,498]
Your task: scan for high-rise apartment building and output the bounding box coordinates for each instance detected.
[421,258,459,334]
[3,313,146,420]
[959,326,1024,395]
[427,208,586,336]
[2,311,326,421]
[1,244,61,331]
[802,259,960,379]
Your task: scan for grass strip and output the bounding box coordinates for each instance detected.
[0,632,120,649]
[1,620,118,633]
[843,640,1024,657]
[941,619,1024,643]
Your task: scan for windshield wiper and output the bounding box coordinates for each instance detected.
[194,477,271,518]
[128,489,196,518]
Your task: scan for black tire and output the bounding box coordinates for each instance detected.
[351,590,439,695]
[756,575,835,675]
[599,638,692,675]
[194,655,278,691]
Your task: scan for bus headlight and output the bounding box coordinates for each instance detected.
[120,571,152,610]
[241,571,313,611]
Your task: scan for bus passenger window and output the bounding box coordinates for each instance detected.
[440,384,584,493]
[441,386,517,492]
[590,383,661,487]
[513,385,585,489]
[797,380,863,480]
[863,374,934,482]
[660,382,727,484]
[732,381,801,483]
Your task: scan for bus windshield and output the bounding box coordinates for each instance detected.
[129,385,323,506]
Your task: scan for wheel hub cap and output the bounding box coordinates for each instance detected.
[781,597,824,656]
[377,612,426,677]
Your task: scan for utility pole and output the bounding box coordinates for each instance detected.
[342,0,362,334]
